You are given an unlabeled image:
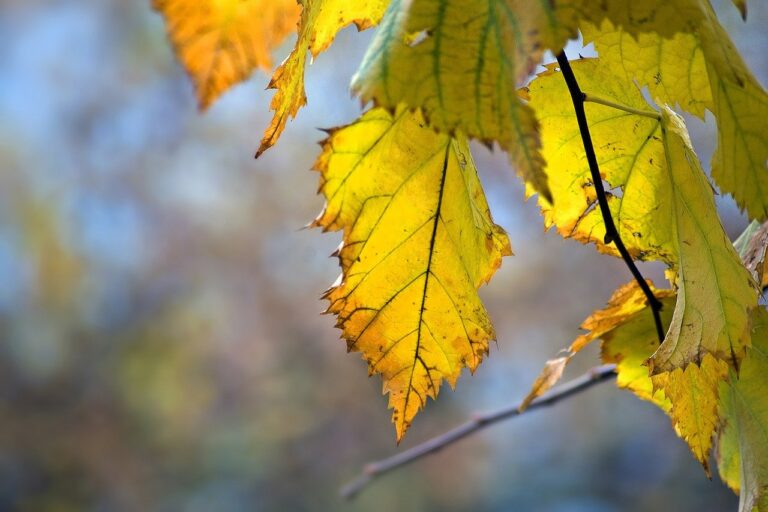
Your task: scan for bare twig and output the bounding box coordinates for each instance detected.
[555,51,665,343]
[340,364,617,500]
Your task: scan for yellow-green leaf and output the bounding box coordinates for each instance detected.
[153,0,301,109]
[649,106,756,373]
[582,20,711,118]
[315,106,511,440]
[526,59,670,260]
[717,307,768,511]
[351,0,589,202]
[527,59,757,374]
[708,59,768,221]
[576,280,727,472]
[698,1,767,221]
[575,0,705,37]
[585,4,768,220]
[257,0,389,156]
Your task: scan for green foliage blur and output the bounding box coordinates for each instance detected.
[0,1,764,510]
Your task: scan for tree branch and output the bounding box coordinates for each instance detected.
[555,51,665,343]
[340,364,617,500]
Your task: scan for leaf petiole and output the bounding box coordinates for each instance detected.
[583,93,662,121]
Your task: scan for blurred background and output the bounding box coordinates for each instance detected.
[0,1,764,510]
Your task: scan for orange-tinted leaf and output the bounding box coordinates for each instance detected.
[257,0,389,157]
[153,0,301,109]
[522,281,674,410]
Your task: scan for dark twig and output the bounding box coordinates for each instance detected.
[340,364,617,500]
[555,51,665,343]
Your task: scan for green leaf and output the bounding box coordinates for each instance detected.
[717,308,768,511]
[351,0,586,201]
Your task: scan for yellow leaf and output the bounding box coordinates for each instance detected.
[716,308,768,511]
[582,20,711,118]
[351,0,590,202]
[577,281,730,472]
[650,106,756,373]
[527,59,757,374]
[599,290,674,412]
[153,0,301,109]
[526,59,670,260]
[315,106,511,440]
[585,4,768,220]
[257,0,388,156]
[571,280,675,353]
[654,354,729,473]
[521,281,675,410]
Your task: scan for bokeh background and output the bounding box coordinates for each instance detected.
[0,1,765,510]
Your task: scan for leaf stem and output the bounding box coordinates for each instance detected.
[555,51,665,343]
[583,93,662,121]
[339,364,617,500]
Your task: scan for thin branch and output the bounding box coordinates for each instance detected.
[555,51,665,343]
[340,364,617,500]
[583,93,661,121]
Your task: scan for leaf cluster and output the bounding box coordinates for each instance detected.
[153,0,768,508]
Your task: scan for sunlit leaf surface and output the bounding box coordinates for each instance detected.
[315,106,511,440]
[153,0,300,109]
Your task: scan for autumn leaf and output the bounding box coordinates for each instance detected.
[734,221,768,289]
[256,0,389,157]
[655,355,730,473]
[153,0,301,109]
[314,106,511,440]
[581,20,711,118]
[584,5,768,221]
[525,59,671,260]
[568,280,731,472]
[716,307,768,512]
[649,106,756,373]
[598,287,675,412]
[521,280,675,409]
[350,0,590,202]
[527,59,757,375]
